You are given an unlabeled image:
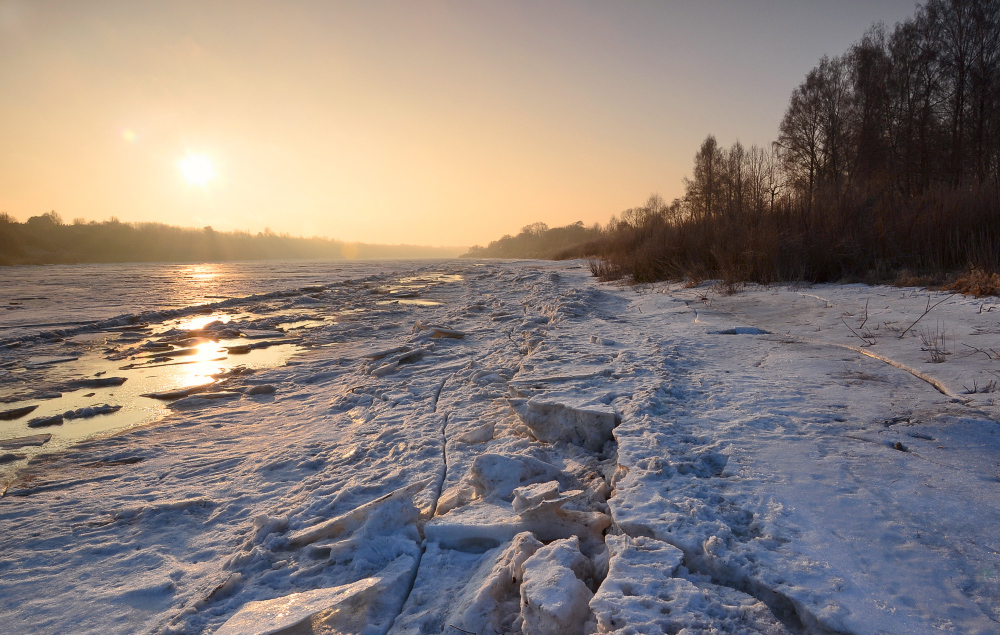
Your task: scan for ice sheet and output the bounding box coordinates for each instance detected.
[0,261,998,634]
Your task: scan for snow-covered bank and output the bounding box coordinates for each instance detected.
[1,261,998,634]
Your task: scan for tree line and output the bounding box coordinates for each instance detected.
[591,0,1000,290]
[463,221,603,259]
[0,212,462,265]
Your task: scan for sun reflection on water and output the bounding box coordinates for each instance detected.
[169,313,232,332]
[175,341,228,388]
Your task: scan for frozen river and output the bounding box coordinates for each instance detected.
[1,259,999,634]
[0,259,457,470]
[0,259,439,342]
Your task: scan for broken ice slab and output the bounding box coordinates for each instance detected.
[246,384,276,395]
[521,537,595,635]
[62,404,121,419]
[360,345,410,361]
[141,383,215,400]
[412,320,467,339]
[508,397,618,452]
[367,346,430,377]
[468,453,561,501]
[214,577,380,635]
[426,497,611,553]
[454,421,495,444]
[167,392,242,410]
[68,376,128,388]
[589,534,684,633]
[511,480,563,513]
[26,355,80,366]
[0,452,26,463]
[589,534,788,633]
[0,433,51,450]
[27,414,64,428]
[287,479,429,547]
[215,555,414,635]
[240,329,285,340]
[0,405,38,421]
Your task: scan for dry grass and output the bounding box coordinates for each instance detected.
[946,269,1000,298]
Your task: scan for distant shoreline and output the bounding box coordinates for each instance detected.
[0,213,466,266]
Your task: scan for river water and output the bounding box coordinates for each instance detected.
[0,259,457,475]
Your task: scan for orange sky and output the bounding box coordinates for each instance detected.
[0,1,921,247]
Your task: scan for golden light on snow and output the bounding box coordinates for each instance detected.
[178,154,216,186]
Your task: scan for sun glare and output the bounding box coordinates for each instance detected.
[178,154,216,186]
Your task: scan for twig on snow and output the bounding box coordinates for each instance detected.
[960,342,1000,360]
[898,294,955,339]
[841,317,877,347]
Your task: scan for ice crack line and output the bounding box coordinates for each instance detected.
[388,369,458,633]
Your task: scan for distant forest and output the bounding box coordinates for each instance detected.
[0,212,463,265]
[504,0,1000,290]
[463,221,603,259]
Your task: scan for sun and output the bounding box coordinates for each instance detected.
[178,154,216,186]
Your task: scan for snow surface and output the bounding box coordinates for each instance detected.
[1,261,999,634]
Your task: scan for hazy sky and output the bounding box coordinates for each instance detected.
[0,1,921,247]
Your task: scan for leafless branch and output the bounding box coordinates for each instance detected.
[841,316,877,346]
[898,294,955,339]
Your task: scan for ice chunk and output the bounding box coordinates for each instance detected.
[69,376,128,388]
[361,345,410,360]
[590,535,789,634]
[215,555,414,635]
[246,384,276,395]
[520,537,595,635]
[62,404,121,419]
[455,421,494,444]
[444,532,543,634]
[469,453,561,501]
[241,329,284,340]
[511,480,562,513]
[288,479,428,547]
[517,491,611,549]
[252,514,289,543]
[167,391,242,410]
[412,321,466,339]
[0,452,26,463]
[0,433,51,449]
[0,404,38,420]
[367,346,429,376]
[141,383,215,400]
[27,355,80,366]
[27,414,64,428]
[508,397,618,452]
